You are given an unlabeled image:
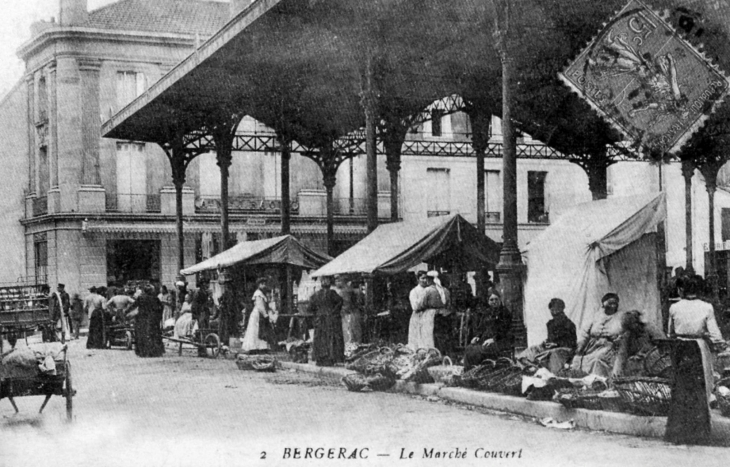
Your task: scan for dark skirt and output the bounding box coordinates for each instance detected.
[86,309,105,349]
[135,306,165,358]
[665,339,712,445]
[313,313,345,366]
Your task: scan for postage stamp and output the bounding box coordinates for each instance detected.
[559,0,730,154]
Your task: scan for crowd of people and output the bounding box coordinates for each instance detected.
[44,265,728,392]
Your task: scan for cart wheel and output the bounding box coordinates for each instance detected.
[204,333,221,359]
[124,331,133,351]
[65,361,74,422]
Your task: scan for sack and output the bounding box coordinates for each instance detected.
[342,374,369,392]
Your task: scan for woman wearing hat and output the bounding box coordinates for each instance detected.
[241,277,273,353]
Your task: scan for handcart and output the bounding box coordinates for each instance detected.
[105,322,135,350]
[163,326,221,358]
[0,287,75,421]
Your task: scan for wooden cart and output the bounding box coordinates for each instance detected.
[163,327,221,358]
[105,322,135,351]
[0,286,75,421]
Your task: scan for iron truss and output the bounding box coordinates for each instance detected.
[183,131,640,161]
[178,91,641,162]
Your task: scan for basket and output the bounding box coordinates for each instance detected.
[401,348,442,384]
[427,357,464,384]
[454,362,496,389]
[643,347,673,379]
[612,376,671,416]
[366,373,396,391]
[252,357,277,372]
[236,354,260,371]
[480,367,523,395]
[346,347,395,375]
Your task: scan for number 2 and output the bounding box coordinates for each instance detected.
[260,452,267,459]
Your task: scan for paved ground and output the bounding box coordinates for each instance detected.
[0,338,727,467]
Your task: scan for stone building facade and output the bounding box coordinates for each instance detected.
[1,0,729,295]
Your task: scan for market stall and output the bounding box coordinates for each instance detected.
[312,214,501,346]
[180,235,332,351]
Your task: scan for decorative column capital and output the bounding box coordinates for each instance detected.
[681,159,695,180]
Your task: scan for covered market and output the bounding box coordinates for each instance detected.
[98,0,730,445]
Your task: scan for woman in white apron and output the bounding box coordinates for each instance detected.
[240,278,272,353]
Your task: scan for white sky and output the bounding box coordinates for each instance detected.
[0,0,119,96]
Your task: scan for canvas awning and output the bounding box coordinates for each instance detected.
[523,192,667,345]
[311,214,501,277]
[180,234,332,275]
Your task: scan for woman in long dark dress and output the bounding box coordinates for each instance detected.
[135,285,165,357]
[309,276,344,366]
[86,287,106,349]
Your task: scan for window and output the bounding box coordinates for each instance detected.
[426,168,450,217]
[37,76,48,123]
[38,146,49,195]
[116,142,146,212]
[34,239,48,284]
[116,71,146,109]
[485,170,501,222]
[528,171,549,223]
[430,109,443,137]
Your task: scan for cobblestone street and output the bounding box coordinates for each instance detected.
[0,338,726,467]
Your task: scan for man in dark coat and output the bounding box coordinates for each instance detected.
[309,276,344,366]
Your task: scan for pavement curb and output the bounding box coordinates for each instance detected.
[278,361,730,445]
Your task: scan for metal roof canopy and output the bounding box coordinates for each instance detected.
[102,1,730,154]
[101,0,490,147]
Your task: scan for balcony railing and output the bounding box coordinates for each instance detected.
[195,195,395,218]
[485,211,501,223]
[196,196,299,214]
[32,196,48,217]
[106,194,161,213]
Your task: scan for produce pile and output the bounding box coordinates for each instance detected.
[342,344,443,392]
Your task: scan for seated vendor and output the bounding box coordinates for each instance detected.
[569,293,664,379]
[462,292,513,371]
[517,298,576,373]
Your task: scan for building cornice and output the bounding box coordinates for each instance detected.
[18,27,204,61]
[21,212,373,228]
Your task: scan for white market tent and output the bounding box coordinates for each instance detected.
[523,192,667,346]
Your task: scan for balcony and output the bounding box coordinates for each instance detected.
[106,194,161,213]
[195,196,299,214]
[32,196,48,217]
[195,194,395,218]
